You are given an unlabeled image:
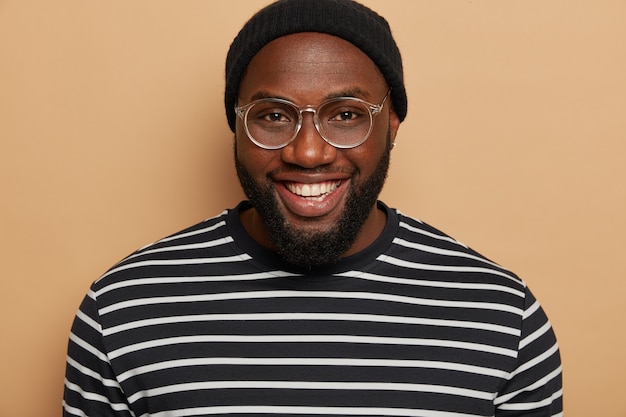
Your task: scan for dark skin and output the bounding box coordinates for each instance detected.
[235,32,401,259]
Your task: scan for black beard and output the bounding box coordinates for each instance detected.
[235,134,391,269]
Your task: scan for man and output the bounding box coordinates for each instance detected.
[63,0,563,416]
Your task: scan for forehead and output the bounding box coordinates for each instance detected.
[238,32,387,102]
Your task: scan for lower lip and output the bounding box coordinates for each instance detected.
[275,181,349,220]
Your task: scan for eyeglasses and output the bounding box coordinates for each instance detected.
[235,90,391,150]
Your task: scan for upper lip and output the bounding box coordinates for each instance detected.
[271,168,352,184]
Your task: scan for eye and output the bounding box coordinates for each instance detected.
[325,105,368,125]
[333,110,359,122]
[263,111,290,123]
[249,103,295,126]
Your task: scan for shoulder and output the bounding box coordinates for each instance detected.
[91,208,242,292]
[378,208,526,294]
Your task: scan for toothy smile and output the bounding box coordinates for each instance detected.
[286,181,342,198]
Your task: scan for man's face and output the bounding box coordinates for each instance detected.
[235,32,400,268]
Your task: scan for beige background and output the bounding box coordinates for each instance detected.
[1,0,625,415]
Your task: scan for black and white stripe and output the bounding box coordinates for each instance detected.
[64,202,562,416]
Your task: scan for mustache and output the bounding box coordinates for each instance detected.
[267,165,356,178]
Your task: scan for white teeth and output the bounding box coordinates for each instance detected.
[287,181,340,197]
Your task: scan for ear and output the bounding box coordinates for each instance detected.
[388,104,401,143]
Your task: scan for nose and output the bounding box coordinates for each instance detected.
[280,112,337,168]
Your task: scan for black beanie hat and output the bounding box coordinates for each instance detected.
[224,0,407,132]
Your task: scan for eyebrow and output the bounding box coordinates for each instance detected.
[247,87,374,104]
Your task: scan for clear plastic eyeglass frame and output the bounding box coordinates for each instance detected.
[235,89,391,150]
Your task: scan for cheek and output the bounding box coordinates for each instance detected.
[347,137,387,175]
[235,132,276,176]
[348,117,390,173]
[368,118,391,154]
[235,126,256,162]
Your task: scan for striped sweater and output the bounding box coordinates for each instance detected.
[63,201,562,416]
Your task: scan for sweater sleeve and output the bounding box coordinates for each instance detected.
[494,286,563,416]
[63,289,134,417]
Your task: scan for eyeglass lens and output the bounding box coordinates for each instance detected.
[244,98,374,149]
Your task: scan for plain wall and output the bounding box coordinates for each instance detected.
[1,1,625,415]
